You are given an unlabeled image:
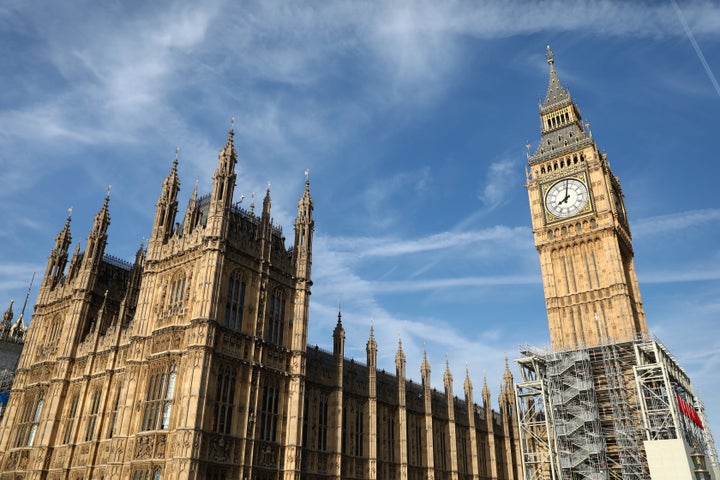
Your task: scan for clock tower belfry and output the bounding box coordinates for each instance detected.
[526,46,648,350]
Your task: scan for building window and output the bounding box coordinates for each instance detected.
[318,396,328,451]
[85,389,102,441]
[224,271,246,330]
[212,367,236,434]
[386,412,395,462]
[132,468,161,480]
[169,274,186,308]
[354,408,364,457]
[62,392,80,444]
[266,289,285,345]
[108,386,122,438]
[15,392,44,447]
[259,382,280,442]
[142,364,177,431]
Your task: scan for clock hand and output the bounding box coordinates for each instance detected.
[564,179,569,199]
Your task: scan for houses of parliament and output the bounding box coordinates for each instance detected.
[0,48,716,480]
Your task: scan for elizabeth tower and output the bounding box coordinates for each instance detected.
[526,47,648,350]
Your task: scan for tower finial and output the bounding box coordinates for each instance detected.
[230,116,235,132]
[106,185,112,200]
[546,44,554,65]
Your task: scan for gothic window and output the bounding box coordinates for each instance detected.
[224,271,246,330]
[49,316,62,343]
[302,393,309,448]
[62,392,80,444]
[458,429,468,474]
[212,366,236,434]
[207,468,227,480]
[84,389,102,441]
[435,426,447,470]
[265,288,285,345]
[14,391,44,447]
[259,381,280,442]
[413,419,422,466]
[169,273,186,308]
[318,395,328,451]
[108,386,122,438]
[354,408,364,457]
[132,468,161,480]
[386,413,395,462]
[141,363,177,431]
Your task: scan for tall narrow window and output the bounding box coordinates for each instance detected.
[354,408,364,457]
[318,396,328,451]
[259,382,280,442]
[142,364,177,431]
[387,414,395,462]
[27,395,44,446]
[85,389,102,441]
[63,392,80,444]
[15,392,44,447]
[212,367,236,434]
[224,271,246,330]
[108,386,122,438]
[266,289,285,345]
[169,274,186,308]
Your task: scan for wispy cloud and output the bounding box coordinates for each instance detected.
[479,158,519,210]
[633,209,720,238]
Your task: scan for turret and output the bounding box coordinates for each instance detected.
[182,181,200,235]
[293,172,314,281]
[332,310,345,359]
[151,150,181,242]
[81,192,110,271]
[366,324,377,369]
[443,356,453,397]
[43,211,72,288]
[421,347,431,388]
[482,376,491,408]
[0,300,14,339]
[207,127,237,237]
[395,337,406,379]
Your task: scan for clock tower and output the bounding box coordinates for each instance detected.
[526,46,648,350]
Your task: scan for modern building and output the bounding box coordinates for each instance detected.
[0,130,520,479]
[516,46,719,480]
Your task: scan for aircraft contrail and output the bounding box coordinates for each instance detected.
[671,0,720,98]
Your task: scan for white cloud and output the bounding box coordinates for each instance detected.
[633,209,720,238]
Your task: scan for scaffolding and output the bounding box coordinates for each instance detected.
[598,342,647,480]
[546,349,606,480]
[515,338,717,480]
[516,344,557,480]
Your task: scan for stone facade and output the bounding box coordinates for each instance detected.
[0,129,520,479]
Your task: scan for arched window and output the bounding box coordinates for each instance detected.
[15,391,44,447]
[224,271,246,330]
[212,366,237,434]
[84,388,102,441]
[142,363,177,431]
[266,289,286,345]
[169,273,186,308]
[259,380,280,442]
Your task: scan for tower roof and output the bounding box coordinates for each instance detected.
[543,45,571,108]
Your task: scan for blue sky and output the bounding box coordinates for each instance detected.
[1,0,720,436]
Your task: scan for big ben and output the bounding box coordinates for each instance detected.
[526,46,648,350]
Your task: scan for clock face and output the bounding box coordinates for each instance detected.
[545,178,589,218]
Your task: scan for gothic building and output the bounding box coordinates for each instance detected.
[0,128,520,479]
